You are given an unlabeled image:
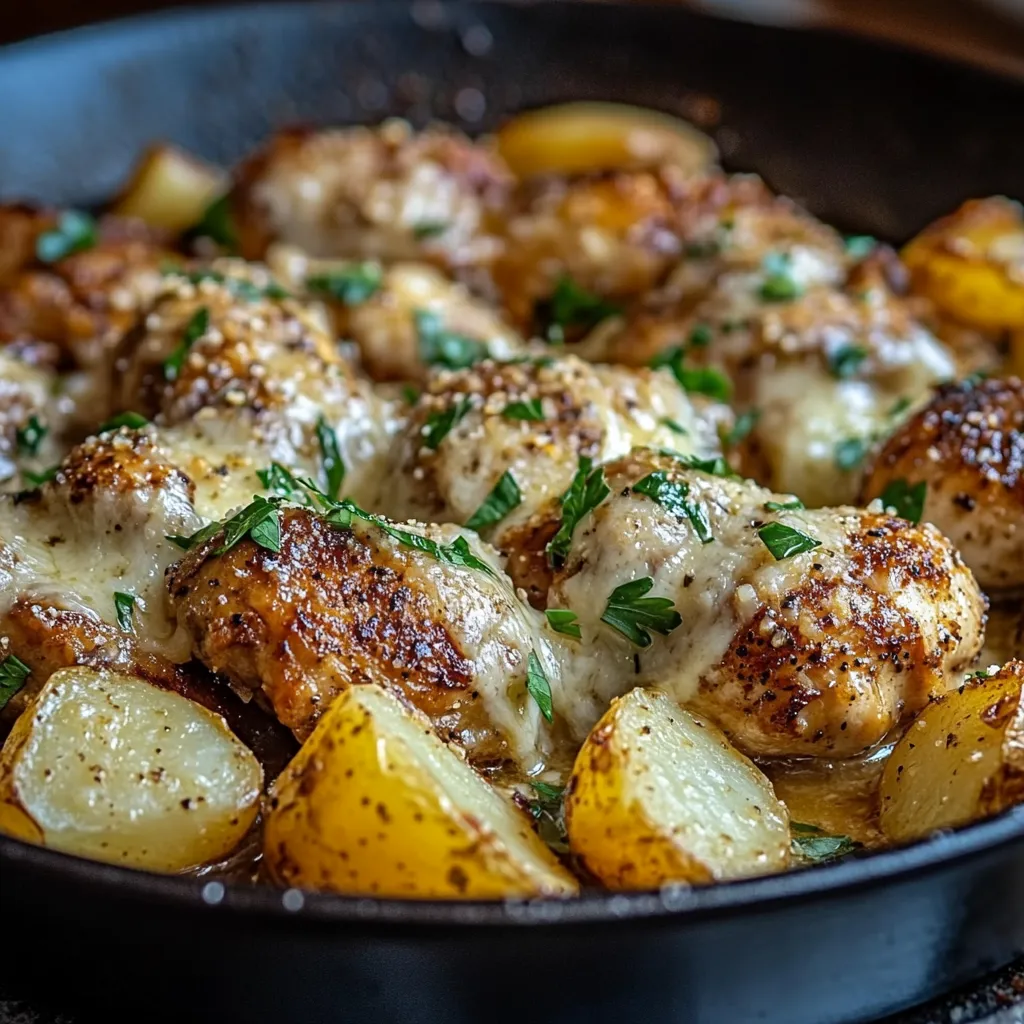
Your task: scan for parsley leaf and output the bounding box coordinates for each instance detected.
[166,520,221,552]
[257,462,308,503]
[306,263,382,305]
[649,346,731,401]
[215,496,283,555]
[888,396,912,419]
[879,478,927,524]
[764,499,804,511]
[0,654,31,711]
[660,417,688,436]
[546,457,610,568]
[834,436,868,472]
[316,416,345,500]
[537,276,621,344]
[664,452,738,479]
[401,385,420,405]
[97,411,148,433]
[526,651,554,722]
[759,252,803,302]
[413,221,448,240]
[422,396,473,450]
[790,822,859,862]
[688,323,713,348]
[114,592,135,632]
[164,306,209,381]
[192,194,237,249]
[844,235,876,260]
[415,310,489,369]
[758,522,821,560]
[725,408,760,447]
[545,609,581,639]
[633,471,713,543]
[465,471,522,531]
[23,466,58,487]
[36,211,97,263]
[601,577,681,647]
[16,416,48,457]
[828,344,869,380]
[527,780,568,854]
[502,397,545,422]
[179,269,285,301]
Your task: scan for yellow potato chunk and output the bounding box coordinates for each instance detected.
[880,661,1024,843]
[112,144,227,233]
[263,685,579,899]
[902,197,1024,330]
[565,688,791,889]
[0,667,262,872]
[497,102,717,179]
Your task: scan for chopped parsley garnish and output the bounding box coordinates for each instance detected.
[759,252,803,302]
[790,822,859,862]
[545,609,581,639]
[527,780,568,855]
[16,416,47,457]
[827,344,868,380]
[757,522,821,560]
[316,416,345,500]
[192,194,237,249]
[525,651,554,722]
[0,654,31,711]
[879,478,927,524]
[764,499,804,512]
[306,263,382,305]
[36,211,97,263]
[216,496,282,555]
[164,306,209,381]
[537,275,622,344]
[257,462,308,504]
[401,385,420,405]
[601,577,682,648]
[688,323,713,348]
[546,456,610,568]
[724,408,760,447]
[844,235,876,260]
[114,592,135,633]
[465,471,522,531]
[660,417,688,436]
[97,411,148,433]
[413,221,448,240]
[177,269,286,301]
[834,436,868,472]
[502,397,545,422]
[649,346,731,401]
[422,396,472,450]
[663,452,738,479]
[415,310,489,369]
[23,466,58,487]
[888,396,912,419]
[166,520,221,551]
[633,471,712,544]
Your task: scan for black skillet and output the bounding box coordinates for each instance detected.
[2,4,1024,1022]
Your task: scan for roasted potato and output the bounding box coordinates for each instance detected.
[263,684,578,898]
[902,197,1024,330]
[880,661,1024,843]
[112,144,227,233]
[497,102,717,179]
[565,688,791,888]
[0,667,262,872]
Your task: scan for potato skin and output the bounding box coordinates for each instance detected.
[264,684,578,899]
[879,661,1024,843]
[565,688,791,889]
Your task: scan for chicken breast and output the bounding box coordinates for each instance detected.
[540,449,984,758]
[167,505,558,773]
[230,122,511,269]
[862,377,1024,591]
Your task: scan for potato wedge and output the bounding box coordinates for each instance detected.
[902,197,1024,330]
[264,684,578,898]
[565,688,791,889]
[0,667,262,872]
[497,102,717,179]
[880,661,1024,843]
[112,143,227,233]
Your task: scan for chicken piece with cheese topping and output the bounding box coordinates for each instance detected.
[538,449,984,759]
[862,377,1024,591]
[167,504,559,773]
[230,122,511,269]
[266,246,528,382]
[0,350,67,488]
[381,355,725,598]
[111,259,400,506]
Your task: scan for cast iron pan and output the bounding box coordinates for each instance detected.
[2,4,1024,1023]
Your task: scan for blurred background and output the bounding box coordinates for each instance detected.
[6,0,1024,77]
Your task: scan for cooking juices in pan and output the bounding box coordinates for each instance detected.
[0,101,1023,897]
